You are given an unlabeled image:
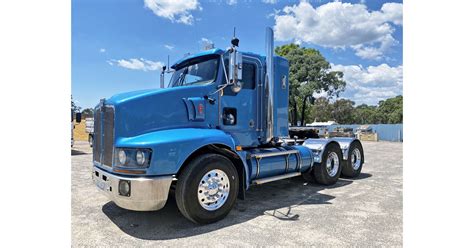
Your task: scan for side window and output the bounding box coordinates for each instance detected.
[242,63,256,89]
[223,60,256,95]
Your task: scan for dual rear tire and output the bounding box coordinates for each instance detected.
[303,141,364,185]
[341,140,364,178]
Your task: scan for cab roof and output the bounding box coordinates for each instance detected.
[171,49,224,69]
[171,48,267,69]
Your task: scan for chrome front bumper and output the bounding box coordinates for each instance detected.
[92,166,173,211]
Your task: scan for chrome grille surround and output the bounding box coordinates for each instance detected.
[93,104,115,167]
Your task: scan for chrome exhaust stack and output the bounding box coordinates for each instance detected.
[265,27,275,143]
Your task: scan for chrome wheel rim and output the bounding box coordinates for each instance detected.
[326,152,339,177]
[351,148,362,170]
[197,169,230,211]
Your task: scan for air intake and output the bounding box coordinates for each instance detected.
[265,27,275,143]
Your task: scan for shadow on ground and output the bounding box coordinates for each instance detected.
[102,174,371,240]
[341,172,372,180]
[71,149,88,156]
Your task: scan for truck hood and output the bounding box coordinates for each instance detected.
[105,85,215,138]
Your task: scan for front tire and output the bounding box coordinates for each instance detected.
[175,153,239,224]
[313,143,343,185]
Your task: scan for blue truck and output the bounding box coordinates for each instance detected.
[92,28,364,224]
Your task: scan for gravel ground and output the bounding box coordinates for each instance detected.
[72,140,402,247]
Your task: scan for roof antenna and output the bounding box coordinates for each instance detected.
[231,27,239,47]
[160,65,166,89]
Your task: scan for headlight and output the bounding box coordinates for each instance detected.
[118,149,127,165]
[136,150,146,165]
[114,148,152,168]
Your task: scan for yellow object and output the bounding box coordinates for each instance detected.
[73,120,89,141]
[357,133,378,141]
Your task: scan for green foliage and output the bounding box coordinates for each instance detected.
[331,99,356,124]
[312,97,332,122]
[378,95,403,124]
[353,104,383,124]
[312,95,403,124]
[275,44,346,125]
[81,108,94,118]
[71,95,81,113]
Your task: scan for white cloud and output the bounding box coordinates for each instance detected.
[164,44,174,50]
[108,58,164,71]
[331,63,403,105]
[99,48,106,53]
[144,0,201,25]
[262,0,277,4]
[273,1,403,60]
[199,38,214,50]
[227,0,237,5]
[201,37,212,44]
[381,2,403,25]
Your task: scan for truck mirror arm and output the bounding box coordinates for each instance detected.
[208,54,232,96]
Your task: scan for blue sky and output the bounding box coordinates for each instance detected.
[72,0,403,109]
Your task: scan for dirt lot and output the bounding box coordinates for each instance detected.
[72,141,402,247]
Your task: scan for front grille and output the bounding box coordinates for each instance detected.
[93,105,115,167]
[93,109,101,163]
[103,107,115,166]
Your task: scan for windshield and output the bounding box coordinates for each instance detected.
[169,57,219,87]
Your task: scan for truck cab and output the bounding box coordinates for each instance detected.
[92,28,364,224]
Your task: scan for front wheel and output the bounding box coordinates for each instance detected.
[175,153,239,224]
[313,143,343,185]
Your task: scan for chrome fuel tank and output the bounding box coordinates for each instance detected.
[247,145,313,180]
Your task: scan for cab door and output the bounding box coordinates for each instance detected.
[219,56,262,147]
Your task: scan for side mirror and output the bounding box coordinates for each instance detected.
[75,112,82,123]
[229,50,242,93]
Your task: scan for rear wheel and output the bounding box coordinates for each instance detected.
[175,153,239,224]
[342,141,364,178]
[313,143,343,185]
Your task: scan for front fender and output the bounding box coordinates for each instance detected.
[116,128,237,175]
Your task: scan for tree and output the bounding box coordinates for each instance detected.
[82,108,94,118]
[71,95,81,113]
[353,104,381,124]
[331,99,355,124]
[312,97,333,122]
[313,95,403,124]
[378,95,403,123]
[275,44,346,126]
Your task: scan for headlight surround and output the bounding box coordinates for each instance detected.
[114,148,152,168]
[118,149,127,165]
